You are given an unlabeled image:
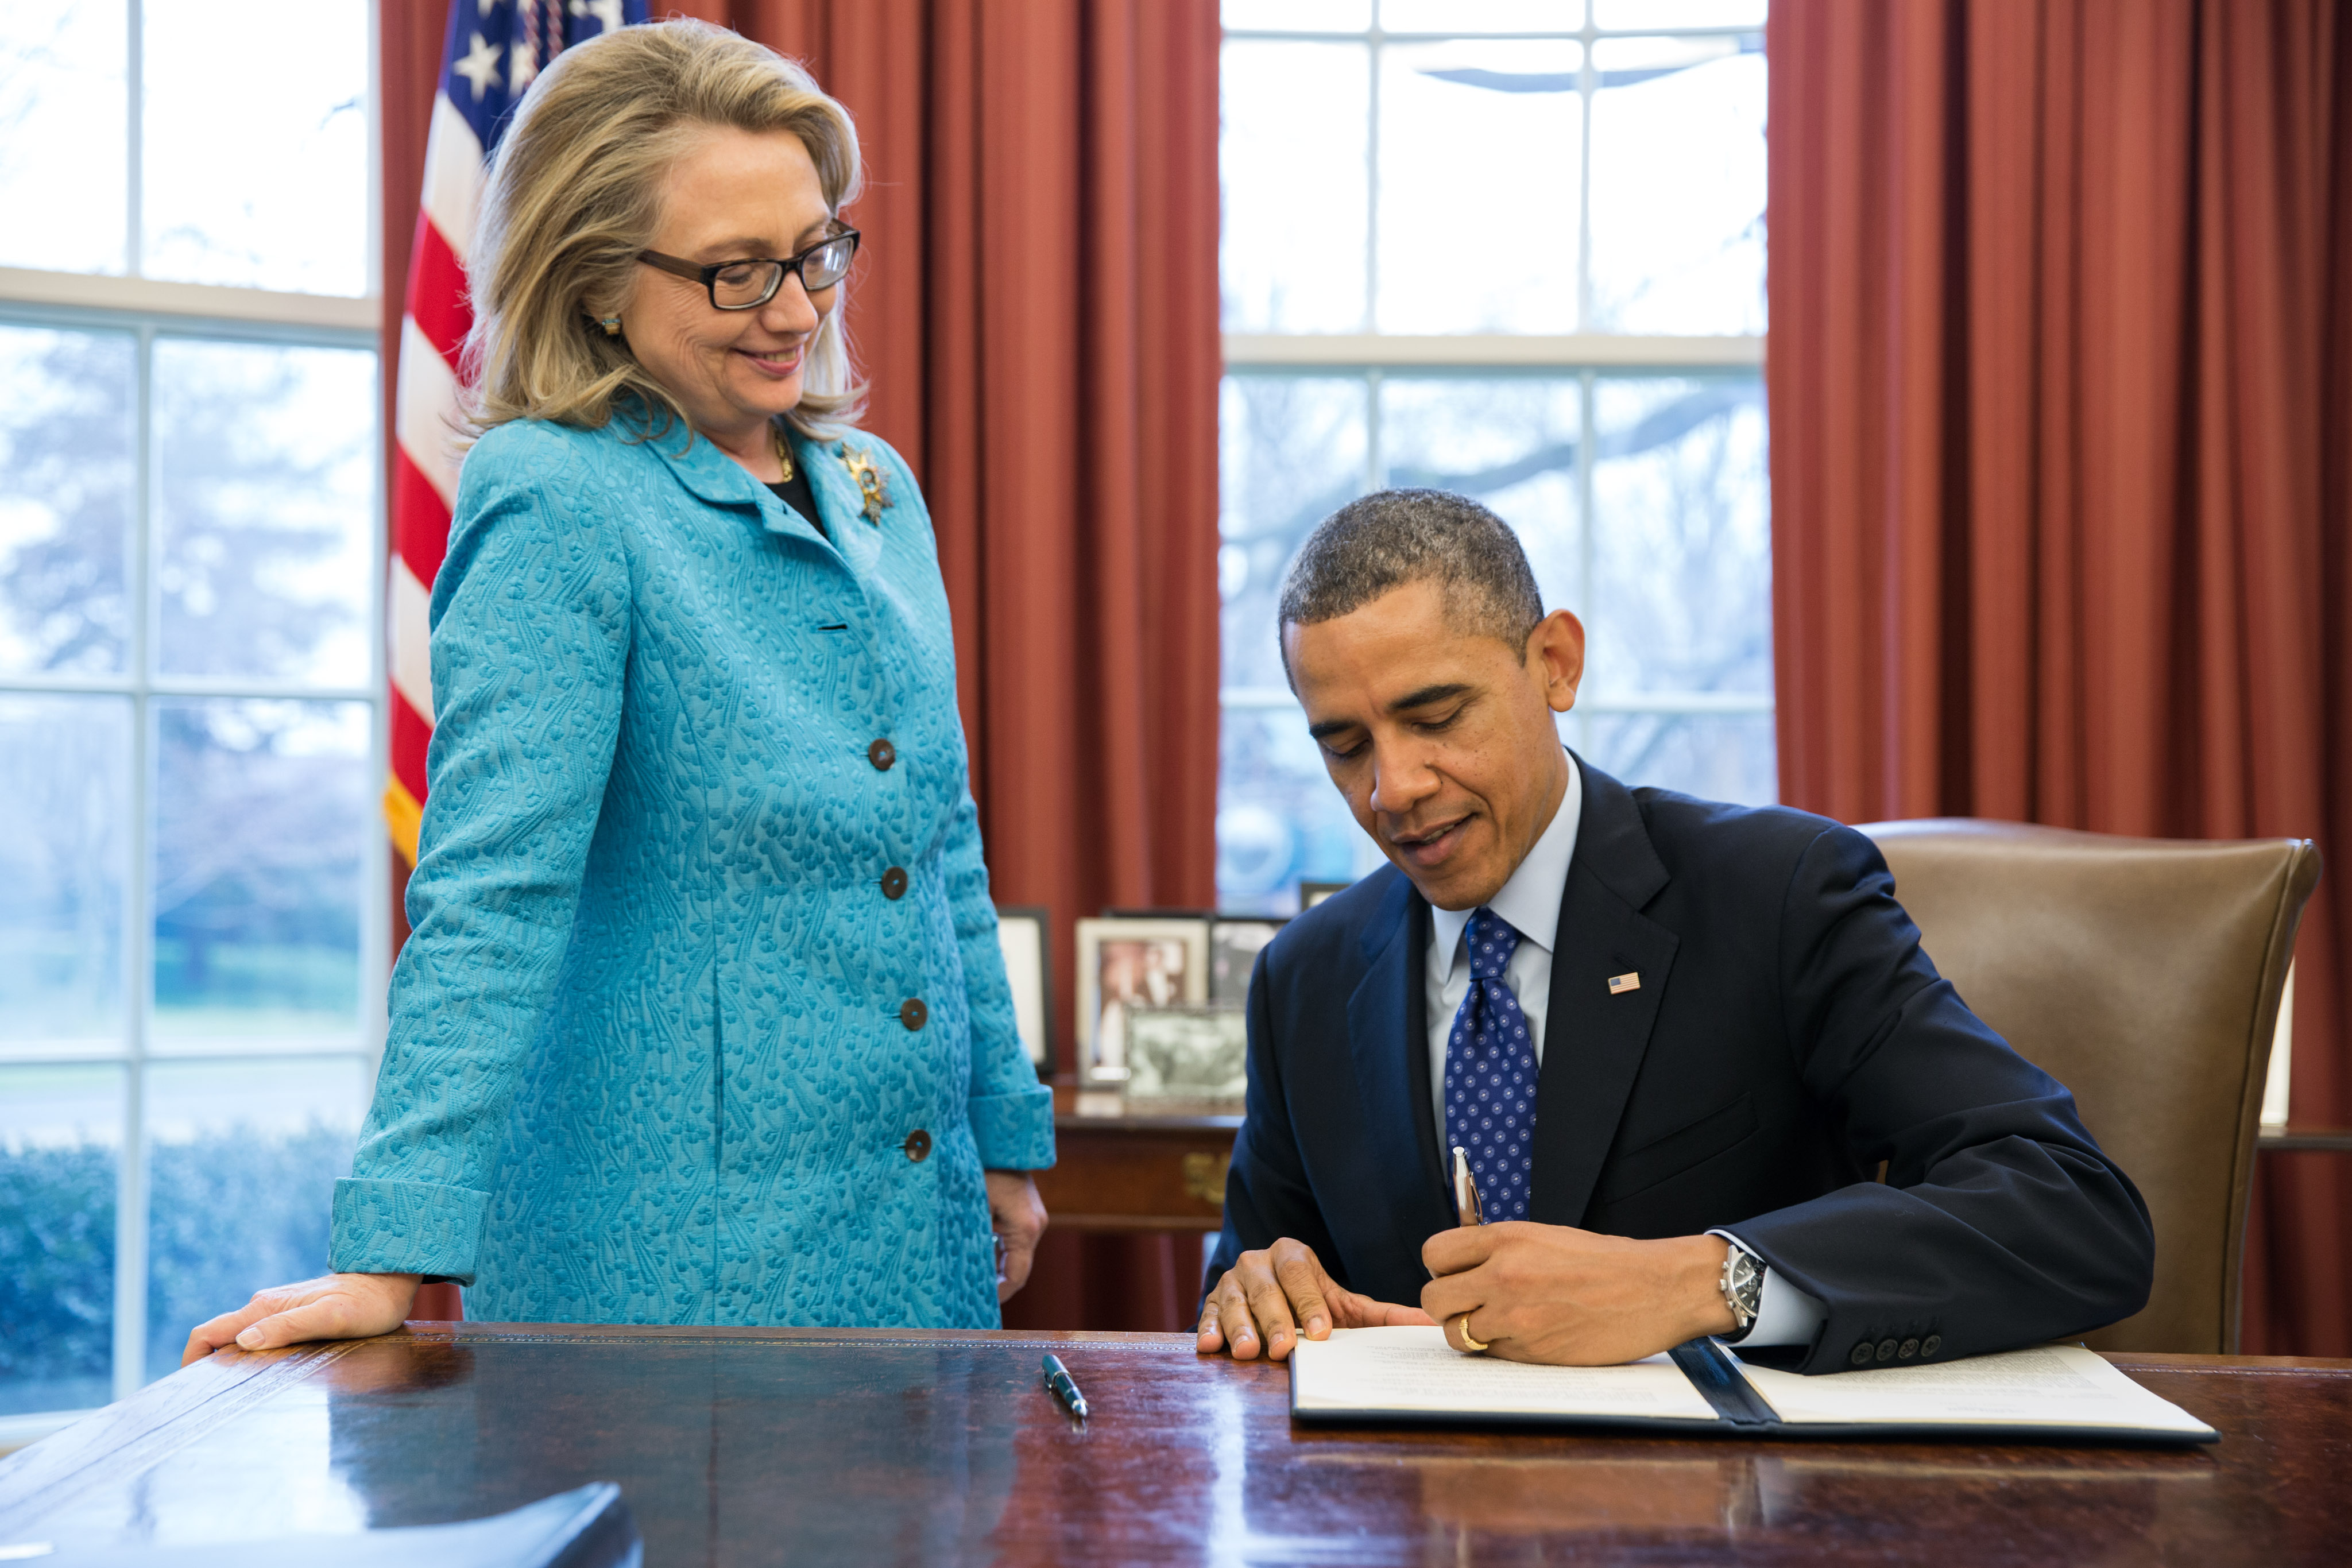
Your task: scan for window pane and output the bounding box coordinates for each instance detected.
[152,339,377,686]
[151,699,369,1051]
[1219,375,1369,692]
[144,1058,366,1381]
[1585,375,1770,698]
[1586,34,1766,334]
[141,0,369,295]
[1377,42,1580,334]
[1224,0,1371,25]
[0,1064,121,1416]
[0,2,127,275]
[1221,41,1370,332]
[1582,710,1775,804]
[1593,0,1766,27]
[0,325,134,677]
[1379,377,1583,612]
[1219,706,1380,911]
[0,695,130,1057]
[1380,0,1583,31]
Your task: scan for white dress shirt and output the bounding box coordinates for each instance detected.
[1423,752,1825,1348]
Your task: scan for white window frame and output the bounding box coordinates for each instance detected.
[1219,9,1771,791]
[0,0,386,1433]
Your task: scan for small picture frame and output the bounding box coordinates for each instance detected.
[1299,880,1353,910]
[1074,916,1210,1086]
[1122,1004,1248,1104]
[1208,916,1285,1005]
[993,905,1053,1078]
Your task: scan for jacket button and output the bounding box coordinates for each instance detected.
[902,1129,932,1163]
[1899,1337,1920,1360]
[1875,1338,1898,1362]
[1849,1341,1873,1368]
[868,738,896,771]
[899,998,927,1031]
[1921,1334,1942,1358]
[880,866,908,900]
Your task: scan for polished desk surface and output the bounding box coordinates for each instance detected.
[3,1325,2349,1566]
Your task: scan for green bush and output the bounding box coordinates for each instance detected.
[0,1122,354,1407]
[0,1142,117,1413]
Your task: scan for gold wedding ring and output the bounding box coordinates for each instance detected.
[1454,1313,1490,1354]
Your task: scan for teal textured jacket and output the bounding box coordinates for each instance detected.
[330,411,1053,1329]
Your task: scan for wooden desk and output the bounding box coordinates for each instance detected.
[2259,1126,2352,1153]
[1031,1085,1240,1232]
[4,1325,2347,1565]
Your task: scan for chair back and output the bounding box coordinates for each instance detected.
[1856,819,2319,1354]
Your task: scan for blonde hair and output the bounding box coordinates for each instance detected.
[465,19,864,439]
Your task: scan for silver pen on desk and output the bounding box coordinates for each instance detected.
[1042,1353,1089,1419]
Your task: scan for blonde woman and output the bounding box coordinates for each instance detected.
[185,20,1051,1356]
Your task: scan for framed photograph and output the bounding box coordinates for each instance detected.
[1299,880,1353,909]
[1123,1004,1248,1104]
[1209,916,1285,1005]
[1074,916,1210,1086]
[993,904,1052,1078]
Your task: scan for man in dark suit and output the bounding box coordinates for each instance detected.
[1198,490,2153,1374]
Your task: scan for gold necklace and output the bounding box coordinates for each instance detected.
[772,421,796,483]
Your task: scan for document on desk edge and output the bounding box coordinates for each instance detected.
[1732,1344,2216,1435]
[1290,1326,1722,1420]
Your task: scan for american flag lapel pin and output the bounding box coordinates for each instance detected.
[1607,971,1641,995]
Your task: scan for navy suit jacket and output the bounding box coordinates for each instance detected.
[1209,761,2156,1375]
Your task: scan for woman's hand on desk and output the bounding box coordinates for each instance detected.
[180,1271,421,1366]
[1198,1238,1434,1361]
[987,1170,1048,1302]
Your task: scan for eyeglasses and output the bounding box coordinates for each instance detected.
[636,227,861,311]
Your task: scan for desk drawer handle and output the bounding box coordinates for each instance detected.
[1183,1152,1229,1208]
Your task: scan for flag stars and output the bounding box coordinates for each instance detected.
[509,41,541,92]
[454,30,503,99]
[571,0,627,34]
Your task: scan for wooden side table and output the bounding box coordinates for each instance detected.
[1028,1085,1241,1233]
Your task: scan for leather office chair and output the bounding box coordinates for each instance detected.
[1856,819,2320,1355]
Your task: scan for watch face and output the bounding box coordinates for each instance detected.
[1732,1252,1763,1312]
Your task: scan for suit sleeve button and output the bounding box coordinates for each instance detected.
[1850,1341,1874,1368]
[1898,1337,1920,1360]
[899,998,928,1031]
[1875,1338,1898,1362]
[881,866,908,899]
[902,1129,932,1162]
[1921,1334,1942,1358]
[868,738,897,771]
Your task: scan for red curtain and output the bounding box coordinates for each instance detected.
[381,1,1223,1330]
[1767,0,2352,1352]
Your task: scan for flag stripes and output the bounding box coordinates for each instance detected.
[386,0,645,861]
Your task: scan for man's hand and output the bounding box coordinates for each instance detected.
[1422,1224,1735,1364]
[987,1169,1048,1302]
[181,1272,422,1366]
[1198,1237,1434,1360]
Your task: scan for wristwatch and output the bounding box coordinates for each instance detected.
[1718,1240,1765,1341]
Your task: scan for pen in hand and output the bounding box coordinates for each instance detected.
[1042,1353,1089,1420]
[1453,1145,1485,1227]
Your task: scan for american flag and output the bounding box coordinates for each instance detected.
[386,0,647,862]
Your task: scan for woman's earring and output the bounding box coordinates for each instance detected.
[599,316,622,337]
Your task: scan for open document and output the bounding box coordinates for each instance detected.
[1290,1327,2218,1444]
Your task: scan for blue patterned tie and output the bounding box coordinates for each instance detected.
[1444,907,1539,1222]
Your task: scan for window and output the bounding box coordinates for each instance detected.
[1216,0,1771,911]
[0,1,380,1424]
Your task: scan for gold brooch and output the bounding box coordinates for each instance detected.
[840,446,890,525]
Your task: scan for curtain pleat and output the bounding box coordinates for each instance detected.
[1767,0,2352,1353]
